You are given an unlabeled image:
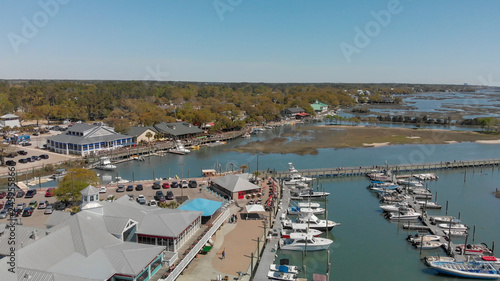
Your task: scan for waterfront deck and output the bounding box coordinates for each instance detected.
[274,159,500,178]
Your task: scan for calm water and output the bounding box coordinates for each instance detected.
[104,125,499,280]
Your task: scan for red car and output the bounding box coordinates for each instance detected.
[0,191,6,199]
[162,182,170,189]
[45,188,55,197]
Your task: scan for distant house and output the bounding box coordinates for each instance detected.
[127,126,158,143]
[310,100,329,113]
[153,121,204,139]
[0,113,20,128]
[46,123,133,156]
[281,106,309,119]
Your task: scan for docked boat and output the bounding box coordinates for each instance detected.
[430,216,460,224]
[379,201,410,212]
[416,200,442,209]
[283,213,340,231]
[169,140,190,155]
[95,157,116,171]
[428,260,500,279]
[283,163,313,186]
[386,209,421,220]
[442,229,468,237]
[287,206,325,215]
[279,233,333,251]
[407,234,442,244]
[281,223,323,239]
[397,179,423,187]
[267,270,297,281]
[438,222,468,231]
[424,255,455,266]
[269,264,299,274]
[369,181,399,190]
[413,241,443,250]
[290,189,330,200]
[455,244,494,256]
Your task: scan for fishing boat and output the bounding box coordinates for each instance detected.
[267,270,297,281]
[281,223,323,238]
[283,163,313,186]
[416,200,442,209]
[282,212,340,231]
[424,255,456,266]
[397,179,423,187]
[290,189,330,200]
[442,229,468,237]
[379,201,410,212]
[95,157,116,171]
[369,181,399,190]
[428,260,500,279]
[438,222,469,231]
[287,206,325,215]
[407,234,442,244]
[279,233,333,251]
[269,264,299,274]
[430,216,460,224]
[413,241,443,250]
[386,209,421,220]
[455,244,494,256]
[169,140,190,155]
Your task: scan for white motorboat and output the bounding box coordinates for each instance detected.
[442,229,468,237]
[369,181,399,190]
[269,264,299,274]
[297,202,320,208]
[287,206,325,215]
[397,179,423,187]
[454,243,493,256]
[438,223,468,231]
[290,189,330,200]
[283,213,340,231]
[407,234,442,244]
[416,200,442,209]
[283,163,313,186]
[279,233,333,251]
[169,140,190,155]
[281,223,322,238]
[413,241,443,250]
[430,216,460,224]
[267,270,297,281]
[428,260,500,279]
[379,201,410,212]
[386,209,421,220]
[95,157,116,171]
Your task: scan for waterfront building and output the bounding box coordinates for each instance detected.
[210,174,262,200]
[0,113,20,128]
[127,126,158,144]
[46,123,133,156]
[310,100,329,113]
[153,121,204,140]
[281,106,310,119]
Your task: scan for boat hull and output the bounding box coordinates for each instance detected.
[429,261,500,279]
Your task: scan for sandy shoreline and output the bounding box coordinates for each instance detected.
[475,139,500,144]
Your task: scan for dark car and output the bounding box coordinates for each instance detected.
[162,182,170,189]
[154,191,165,202]
[18,158,28,164]
[54,201,66,211]
[39,154,49,159]
[126,185,134,192]
[116,185,125,192]
[166,191,174,200]
[4,200,14,210]
[25,189,37,198]
[188,180,198,188]
[22,207,33,217]
[5,160,16,166]
[152,181,161,189]
[16,190,25,198]
[21,142,32,146]
[17,150,28,155]
[135,184,143,191]
[0,192,6,199]
[26,157,35,163]
[33,156,41,161]
[171,181,179,188]
[44,204,54,214]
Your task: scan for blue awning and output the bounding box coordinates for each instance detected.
[178,198,223,217]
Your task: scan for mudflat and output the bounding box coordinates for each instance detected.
[232,125,500,155]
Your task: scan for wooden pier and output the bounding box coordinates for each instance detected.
[274,159,500,179]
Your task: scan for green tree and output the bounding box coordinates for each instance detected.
[145,131,153,143]
[55,168,100,203]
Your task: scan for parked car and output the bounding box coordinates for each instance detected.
[116,185,125,192]
[17,150,28,155]
[136,195,146,205]
[22,207,33,217]
[0,191,6,199]
[0,209,8,219]
[44,204,54,214]
[188,180,198,188]
[25,189,37,198]
[154,191,165,202]
[152,181,161,189]
[171,181,179,188]
[15,203,26,212]
[162,182,170,189]
[5,160,16,166]
[181,180,189,188]
[38,200,48,209]
[126,185,134,192]
[166,191,174,200]
[54,201,66,211]
[21,142,32,146]
[45,188,55,197]
[26,157,35,163]
[135,184,143,191]
[18,158,28,164]
[4,200,14,210]
[39,154,49,159]
[33,156,41,161]
[16,190,25,198]
[99,186,107,193]
[149,199,157,206]
[28,200,38,209]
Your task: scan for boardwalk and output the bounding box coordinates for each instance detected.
[273,159,500,179]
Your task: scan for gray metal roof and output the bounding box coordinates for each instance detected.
[45,211,74,228]
[284,107,305,114]
[127,126,158,137]
[103,216,133,236]
[212,174,261,193]
[154,122,203,136]
[66,123,97,133]
[0,113,19,119]
[80,185,99,196]
[0,224,49,256]
[47,132,130,145]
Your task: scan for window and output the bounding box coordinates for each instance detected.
[89,144,94,149]
[89,195,94,202]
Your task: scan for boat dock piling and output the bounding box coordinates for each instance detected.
[274,159,500,179]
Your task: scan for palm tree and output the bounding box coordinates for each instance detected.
[240,164,248,173]
[145,131,153,143]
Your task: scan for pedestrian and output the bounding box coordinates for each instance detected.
[222,249,225,260]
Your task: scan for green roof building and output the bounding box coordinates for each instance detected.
[310,100,329,113]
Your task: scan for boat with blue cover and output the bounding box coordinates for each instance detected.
[428,260,500,279]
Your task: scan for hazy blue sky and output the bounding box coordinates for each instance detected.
[1,0,499,85]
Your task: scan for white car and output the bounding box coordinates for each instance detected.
[136,195,146,205]
[149,199,157,206]
[38,200,48,209]
[99,186,107,193]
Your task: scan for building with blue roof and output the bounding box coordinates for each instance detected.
[178,198,223,224]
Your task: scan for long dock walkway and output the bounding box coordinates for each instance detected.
[274,159,500,178]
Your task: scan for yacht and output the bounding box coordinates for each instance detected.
[287,206,325,215]
[386,209,421,220]
[279,233,333,251]
[283,163,313,186]
[290,189,330,200]
[169,140,190,155]
[281,223,323,239]
[95,157,116,171]
[379,201,410,212]
[438,222,468,231]
[283,212,340,231]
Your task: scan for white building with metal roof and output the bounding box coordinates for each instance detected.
[0,113,20,128]
[46,123,133,156]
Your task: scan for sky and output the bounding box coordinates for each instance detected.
[1,0,499,85]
